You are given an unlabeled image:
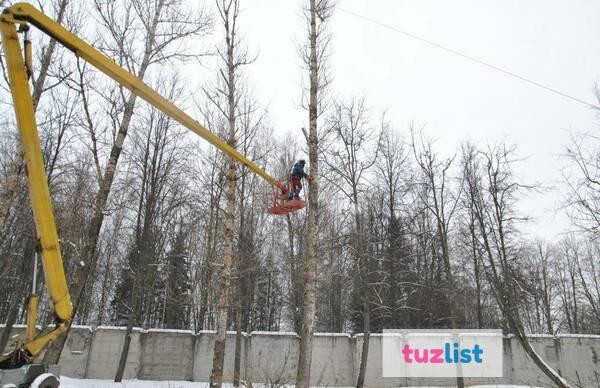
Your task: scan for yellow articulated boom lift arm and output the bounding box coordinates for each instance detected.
[0,2,286,371]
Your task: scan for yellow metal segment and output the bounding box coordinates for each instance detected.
[26,294,39,342]
[24,323,68,358]
[0,19,73,322]
[3,3,282,189]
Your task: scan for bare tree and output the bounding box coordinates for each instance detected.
[573,239,600,328]
[458,144,486,329]
[462,144,573,388]
[556,237,581,332]
[233,93,267,386]
[41,0,211,365]
[412,128,464,388]
[296,1,334,386]
[372,125,412,329]
[111,74,192,380]
[205,0,255,386]
[323,97,379,388]
[564,132,600,236]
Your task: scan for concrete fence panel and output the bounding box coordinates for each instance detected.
[139,329,194,381]
[59,326,92,378]
[507,336,557,387]
[556,335,600,387]
[246,332,299,385]
[192,331,241,382]
[84,327,142,379]
[310,334,354,387]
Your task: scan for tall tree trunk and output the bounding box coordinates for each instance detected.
[354,202,369,388]
[210,157,236,387]
[356,290,370,388]
[96,255,111,326]
[296,1,320,386]
[210,2,239,383]
[198,190,220,330]
[440,231,464,388]
[233,175,247,387]
[286,215,302,332]
[233,283,243,387]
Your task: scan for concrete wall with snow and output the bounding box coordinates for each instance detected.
[192,331,240,382]
[2,325,599,387]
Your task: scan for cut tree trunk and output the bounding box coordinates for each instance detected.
[209,157,236,388]
[233,288,243,387]
[210,7,238,379]
[296,1,320,386]
[356,292,370,388]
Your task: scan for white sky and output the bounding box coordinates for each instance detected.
[194,0,600,239]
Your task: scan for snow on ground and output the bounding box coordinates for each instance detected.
[60,377,542,388]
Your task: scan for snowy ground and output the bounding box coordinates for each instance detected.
[60,376,542,388]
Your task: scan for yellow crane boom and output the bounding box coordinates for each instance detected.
[0,2,283,366]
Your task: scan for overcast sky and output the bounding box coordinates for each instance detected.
[195,0,600,239]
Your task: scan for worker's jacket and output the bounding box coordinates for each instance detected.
[292,163,307,180]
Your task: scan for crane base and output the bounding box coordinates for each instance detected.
[0,364,59,388]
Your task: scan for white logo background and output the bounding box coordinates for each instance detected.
[382,329,504,378]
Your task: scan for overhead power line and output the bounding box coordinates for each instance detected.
[337,7,599,110]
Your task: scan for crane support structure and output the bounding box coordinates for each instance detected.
[0,2,284,365]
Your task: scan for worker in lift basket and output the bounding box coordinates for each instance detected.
[289,159,312,200]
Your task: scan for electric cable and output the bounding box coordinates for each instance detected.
[337,6,599,109]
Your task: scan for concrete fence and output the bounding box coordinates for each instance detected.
[2,325,600,387]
